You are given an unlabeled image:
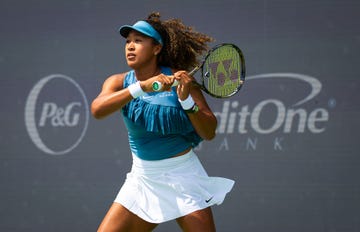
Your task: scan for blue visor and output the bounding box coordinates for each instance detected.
[119,20,163,45]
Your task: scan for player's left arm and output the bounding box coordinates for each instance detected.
[175,70,217,140]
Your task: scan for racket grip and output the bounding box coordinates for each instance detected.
[152,80,179,91]
[152,67,198,91]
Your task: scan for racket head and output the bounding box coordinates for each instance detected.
[199,43,245,98]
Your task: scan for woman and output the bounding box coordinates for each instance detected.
[91,12,234,232]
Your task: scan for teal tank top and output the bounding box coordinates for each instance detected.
[122,67,202,160]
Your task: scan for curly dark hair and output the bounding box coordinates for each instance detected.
[145,12,214,71]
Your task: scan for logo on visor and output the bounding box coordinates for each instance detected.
[24,74,89,155]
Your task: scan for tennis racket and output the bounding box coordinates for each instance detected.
[152,43,245,98]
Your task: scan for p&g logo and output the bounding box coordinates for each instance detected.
[24,74,89,155]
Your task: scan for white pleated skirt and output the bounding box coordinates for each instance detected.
[114,149,235,223]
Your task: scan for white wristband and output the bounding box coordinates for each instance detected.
[128,81,145,98]
[178,95,195,110]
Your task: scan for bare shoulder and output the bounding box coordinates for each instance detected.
[102,72,128,92]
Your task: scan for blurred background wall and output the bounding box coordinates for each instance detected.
[1,0,359,231]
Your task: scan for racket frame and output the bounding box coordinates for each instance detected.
[152,43,245,98]
[195,43,246,98]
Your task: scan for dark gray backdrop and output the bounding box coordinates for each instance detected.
[1,0,360,231]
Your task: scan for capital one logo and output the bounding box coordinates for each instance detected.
[24,74,89,155]
[215,73,333,135]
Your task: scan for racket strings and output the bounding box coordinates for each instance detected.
[203,45,242,97]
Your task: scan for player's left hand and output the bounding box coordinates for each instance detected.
[174,71,194,100]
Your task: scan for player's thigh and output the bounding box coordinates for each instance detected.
[176,207,216,232]
[97,202,158,232]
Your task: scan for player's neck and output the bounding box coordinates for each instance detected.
[134,65,161,81]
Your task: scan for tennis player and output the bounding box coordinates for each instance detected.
[91,12,234,232]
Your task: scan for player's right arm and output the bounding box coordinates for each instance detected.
[91,73,133,119]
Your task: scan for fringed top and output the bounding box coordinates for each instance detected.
[122,67,202,160]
